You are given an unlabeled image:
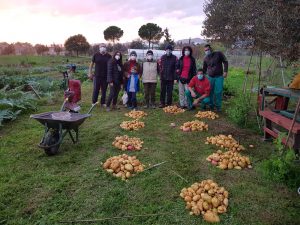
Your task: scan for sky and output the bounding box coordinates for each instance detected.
[0,0,206,45]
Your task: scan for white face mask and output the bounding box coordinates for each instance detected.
[184,50,190,56]
[130,55,136,61]
[166,50,172,55]
[99,47,106,53]
[115,55,120,60]
[147,55,153,60]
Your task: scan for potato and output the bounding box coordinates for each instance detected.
[124,164,133,171]
[163,105,185,114]
[184,196,192,202]
[203,211,220,223]
[125,110,147,119]
[211,197,220,208]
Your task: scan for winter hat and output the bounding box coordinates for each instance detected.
[165,44,173,51]
[130,51,137,56]
[146,50,153,55]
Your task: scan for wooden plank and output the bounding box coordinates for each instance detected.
[259,110,300,134]
[263,127,287,145]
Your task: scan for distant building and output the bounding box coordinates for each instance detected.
[127,49,181,61]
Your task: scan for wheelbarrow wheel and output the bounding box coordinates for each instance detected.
[44,146,60,156]
[42,129,60,156]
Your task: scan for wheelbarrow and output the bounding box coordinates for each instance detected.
[30,103,97,156]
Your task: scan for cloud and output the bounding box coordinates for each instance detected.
[0,0,207,44]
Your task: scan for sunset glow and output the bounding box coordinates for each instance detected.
[0,0,205,45]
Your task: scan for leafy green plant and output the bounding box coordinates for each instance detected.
[0,109,21,126]
[260,134,300,188]
[226,93,252,127]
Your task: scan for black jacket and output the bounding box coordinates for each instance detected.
[203,51,228,77]
[160,54,177,81]
[107,58,123,85]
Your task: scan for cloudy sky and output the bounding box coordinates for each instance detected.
[0,0,206,45]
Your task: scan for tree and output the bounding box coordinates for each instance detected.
[163,28,175,45]
[103,26,124,46]
[129,39,145,49]
[2,44,15,55]
[34,44,49,55]
[202,0,300,61]
[138,23,163,49]
[53,44,62,55]
[64,34,90,57]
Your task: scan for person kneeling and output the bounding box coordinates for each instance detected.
[185,69,211,110]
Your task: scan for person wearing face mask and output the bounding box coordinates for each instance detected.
[203,44,228,112]
[176,46,197,109]
[126,66,140,110]
[123,51,141,105]
[159,44,178,108]
[88,44,112,107]
[106,51,123,111]
[141,50,159,108]
[185,68,211,110]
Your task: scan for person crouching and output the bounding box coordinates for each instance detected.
[126,66,140,110]
[185,69,211,110]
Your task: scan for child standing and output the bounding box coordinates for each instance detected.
[126,66,140,109]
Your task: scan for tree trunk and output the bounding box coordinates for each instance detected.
[148,40,151,49]
[76,50,79,57]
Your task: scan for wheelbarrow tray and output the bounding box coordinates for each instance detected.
[30,111,91,130]
[30,111,91,155]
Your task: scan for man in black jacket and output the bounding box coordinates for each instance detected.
[176,46,197,108]
[88,44,112,106]
[159,44,177,108]
[203,44,228,112]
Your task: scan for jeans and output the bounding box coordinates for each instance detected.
[144,83,156,105]
[127,92,137,108]
[160,80,174,105]
[92,77,108,104]
[208,76,224,110]
[178,80,188,107]
[106,84,121,107]
[185,89,210,109]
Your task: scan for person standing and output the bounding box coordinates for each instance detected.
[203,44,228,112]
[88,44,112,106]
[126,66,140,110]
[123,51,141,90]
[142,50,159,108]
[159,44,177,108]
[185,69,211,110]
[106,51,123,111]
[177,46,197,108]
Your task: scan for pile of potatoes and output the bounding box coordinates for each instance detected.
[102,154,145,180]
[195,111,219,120]
[125,110,148,119]
[205,134,245,152]
[180,120,209,132]
[180,179,229,223]
[163,105,185,114]
[120,120,145,131]
[206,150,252,170]
[112,135,143,151]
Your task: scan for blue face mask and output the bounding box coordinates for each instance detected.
[205,50,211,56]
[197,74,204,80]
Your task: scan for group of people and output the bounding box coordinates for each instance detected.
[88,43,228,112]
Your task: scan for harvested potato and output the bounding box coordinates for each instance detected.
[120,120,145,131]
[102,154,144,180]
[112,135,143,151]
[180,120,208,132]
[180,179,229,223]
[125,110,148,119]
[206,150,252,170]
[205,134,245,152]
[195,111,219,120]
[163,105,185,114]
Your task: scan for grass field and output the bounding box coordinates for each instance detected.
[0,55,299,225]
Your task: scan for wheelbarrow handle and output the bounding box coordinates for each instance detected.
[87,102,99,114]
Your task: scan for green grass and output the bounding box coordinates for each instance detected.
[0,80,299,225]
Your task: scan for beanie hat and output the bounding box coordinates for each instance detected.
[146,50,153,55]
[165,44,173,51]
[130,51,137,56]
